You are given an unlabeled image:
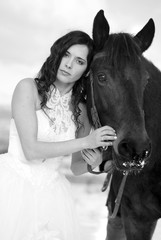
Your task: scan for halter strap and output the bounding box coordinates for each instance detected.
[86,71,105,175]
[90,71,102,129]
[88,67,128,219]
[109,172,129,219]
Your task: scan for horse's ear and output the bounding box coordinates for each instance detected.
[134,18,155,52]
[93,10,110,51]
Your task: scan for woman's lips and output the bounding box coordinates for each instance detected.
[60,69,71,76]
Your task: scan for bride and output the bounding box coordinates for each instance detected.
[0,30,116,240]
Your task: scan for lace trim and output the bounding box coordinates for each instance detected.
[42,88,74,135]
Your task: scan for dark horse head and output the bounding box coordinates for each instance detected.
[87,10,155,174]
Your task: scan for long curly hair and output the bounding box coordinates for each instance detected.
[35,31,94,131]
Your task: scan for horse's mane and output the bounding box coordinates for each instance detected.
[104,33,142,70]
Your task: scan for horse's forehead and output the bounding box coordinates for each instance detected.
[92,34,143,72]
[92,54,143,76]
[93,52,107,61]
[92,59,139,77]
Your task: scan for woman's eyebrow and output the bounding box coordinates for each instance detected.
[77,57,87,62]
[66,50,87,62]
[67,50,87,62]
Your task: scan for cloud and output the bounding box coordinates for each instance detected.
[0,0,161,106]
[0,0,109,105]
[0,0,108,66]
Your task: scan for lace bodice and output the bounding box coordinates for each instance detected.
[43,87,73,135]
[36,87,76,143]
[6,87,76,188]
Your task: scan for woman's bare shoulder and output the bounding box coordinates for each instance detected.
[15,78,37,92]
[12,78,40,109]
[14,78,40,98]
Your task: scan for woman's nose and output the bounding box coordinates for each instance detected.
[65,59,73,69]
[66,63,71,69]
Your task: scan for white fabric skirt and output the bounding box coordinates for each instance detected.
[0,153,80,240]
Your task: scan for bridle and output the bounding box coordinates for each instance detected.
[88,51,109,131]
[87,52,110,174]
[87,70,106,174]
[88,52,108,129]
[88,53,129,219]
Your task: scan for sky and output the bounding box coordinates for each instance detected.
[0,0,161,107]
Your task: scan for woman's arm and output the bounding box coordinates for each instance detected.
[12,79,113,161]
[71,103,102,175]
[71,148,103,175]
[71,103,92,175]
[71,103,116,175]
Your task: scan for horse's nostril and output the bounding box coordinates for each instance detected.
[118,140,151,160]
[118,140,134,158]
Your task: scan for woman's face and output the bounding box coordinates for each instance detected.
[56,44,88,86]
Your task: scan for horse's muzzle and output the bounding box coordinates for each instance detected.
[112,138,152,174]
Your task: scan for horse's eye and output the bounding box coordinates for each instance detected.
[97,73,106,82]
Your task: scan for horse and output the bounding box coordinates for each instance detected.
[87,10,161,240]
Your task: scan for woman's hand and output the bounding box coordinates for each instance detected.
[85,125,117,149]
[81,148,102,168]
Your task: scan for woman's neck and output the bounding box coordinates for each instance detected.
[54,81,74,96]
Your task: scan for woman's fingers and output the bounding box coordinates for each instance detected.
[99,125,116,134]
[100,141,113,148]
[81,149,93,165]
[82,149,95,161]
[87,125,117,149]
[94,127,117,148]
[81,148,102,166]
[100,135,117,142]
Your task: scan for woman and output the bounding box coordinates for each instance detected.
[0,30,116,240]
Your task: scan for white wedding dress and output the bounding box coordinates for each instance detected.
[0,88,81,240]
